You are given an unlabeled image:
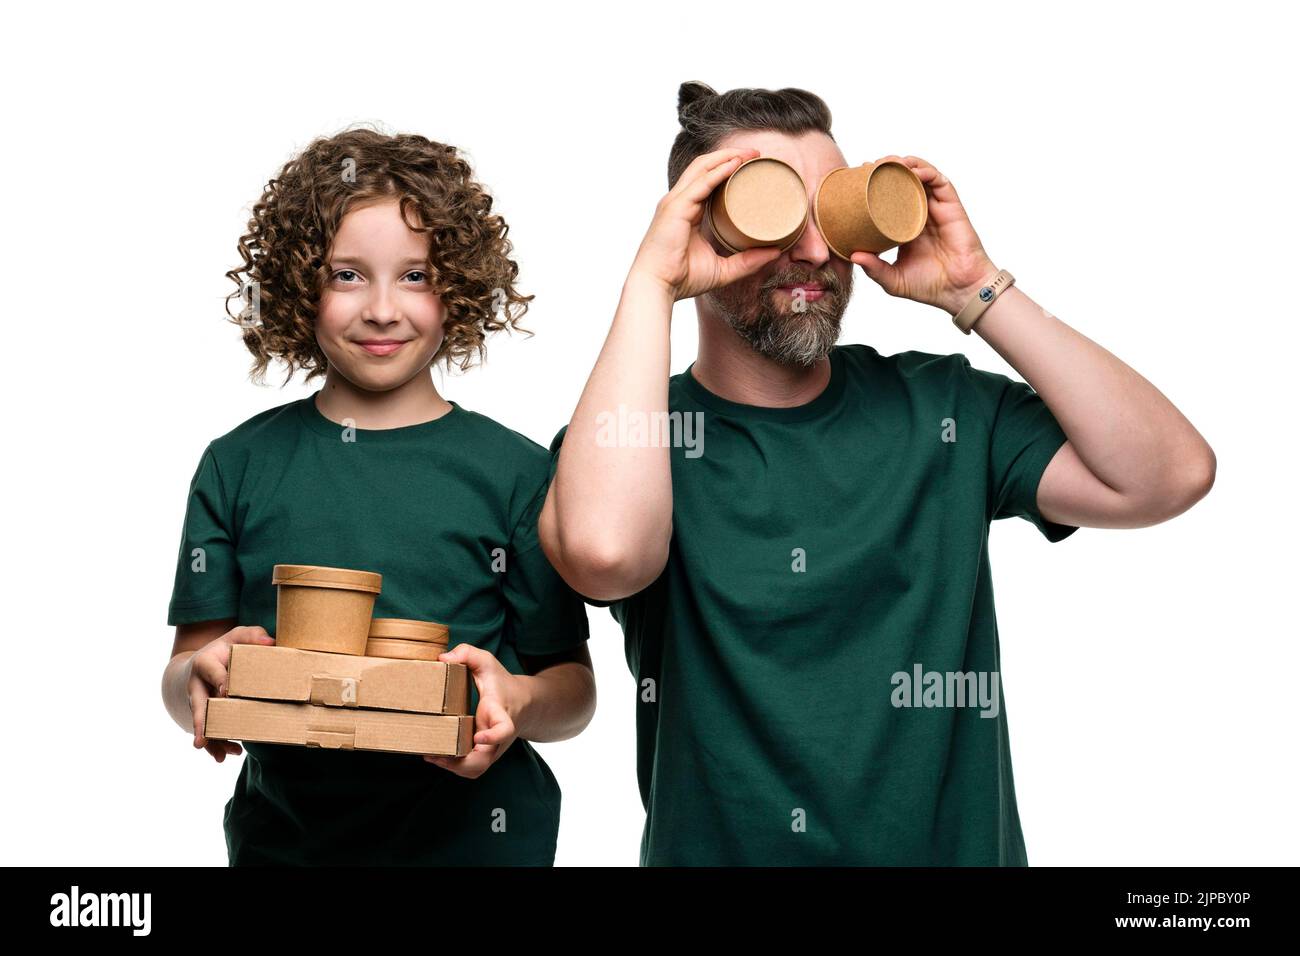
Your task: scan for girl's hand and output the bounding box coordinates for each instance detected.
[187,625,276,762]
[850,155,999,316]
[630,146,783,302]
[424,644,522,779]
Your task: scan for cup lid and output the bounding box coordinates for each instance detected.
[364,636,446,661]
[271,564,382,593]
[368,617,450,643]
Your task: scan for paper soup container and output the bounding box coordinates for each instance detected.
[364,638,445,662]
[365,618,450,662]
[368,618,450,646]
[814,160,928,258]
[707,157,808,253]
[271,564,382,656]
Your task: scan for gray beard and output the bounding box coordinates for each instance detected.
[706,269,852,368]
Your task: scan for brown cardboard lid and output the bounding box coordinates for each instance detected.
[365,637,445,662]
[271,564,382,594]
[368,618,450,644]
[717,157,808,247]
[866,161,928,243]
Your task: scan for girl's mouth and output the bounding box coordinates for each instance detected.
[357,339,408,356]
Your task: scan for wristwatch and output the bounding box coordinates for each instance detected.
[952,269,1015,334]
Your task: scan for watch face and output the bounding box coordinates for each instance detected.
[979,286,994,302]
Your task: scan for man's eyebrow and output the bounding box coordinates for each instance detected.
[329,255,430,266]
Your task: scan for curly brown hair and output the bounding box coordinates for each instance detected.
[225,124,532,384]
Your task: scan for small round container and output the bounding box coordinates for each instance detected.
[707,157,809,253]
[271,564,382,656]
[365,618,451,662]
[363,637,444,662]
[814,160,928,259]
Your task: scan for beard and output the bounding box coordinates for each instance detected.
[704,262,853,368]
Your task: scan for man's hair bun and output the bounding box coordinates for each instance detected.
[666,81,833,189]
[677,81,719,119]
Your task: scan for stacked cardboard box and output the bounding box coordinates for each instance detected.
[205,645,473,756]
[203,566,473,757]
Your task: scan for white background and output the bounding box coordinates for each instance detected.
[2,0,1295,866]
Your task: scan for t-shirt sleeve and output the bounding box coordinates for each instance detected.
[167,444,242,625]
[501,471,592,656]
[963,359,1079,543]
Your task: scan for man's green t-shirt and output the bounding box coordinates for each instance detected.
[550,343,1077,866]
[168,395,589,866]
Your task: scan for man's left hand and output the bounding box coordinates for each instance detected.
[850,155,999,316]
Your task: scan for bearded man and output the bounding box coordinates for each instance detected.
[539,82,1215,866]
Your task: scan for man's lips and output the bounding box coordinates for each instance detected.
[777,282,826,301]
[355,339,409,356]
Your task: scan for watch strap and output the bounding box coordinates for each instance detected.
[953,269,1015,334]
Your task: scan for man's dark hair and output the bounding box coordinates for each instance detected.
[667,81,835,189]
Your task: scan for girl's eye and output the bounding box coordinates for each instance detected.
[330,269,426,284]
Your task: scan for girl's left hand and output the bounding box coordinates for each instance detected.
[850,155,1000,316]
[424,643,521,779]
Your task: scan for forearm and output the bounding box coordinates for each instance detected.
[969,282,1216,499]
[161,652,196,733]
[546,269,675,593]
[511,663,596,743]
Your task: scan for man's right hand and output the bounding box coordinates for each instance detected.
[186,625,275,762]
[630,146,783,302]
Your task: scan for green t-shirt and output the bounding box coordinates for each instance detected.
[550,343,1077,866]
[168,395,589,866]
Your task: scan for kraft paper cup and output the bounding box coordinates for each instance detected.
[368,618,450,646]
[707,157,809,253]
[814,160,928,258]
[364,637,445,662]
[271,564,382,656]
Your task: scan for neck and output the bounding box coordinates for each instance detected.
[314,368,451,429]
[692,304,832,407]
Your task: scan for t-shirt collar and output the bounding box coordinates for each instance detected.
[298,392,462,441]
[679,346,846,423]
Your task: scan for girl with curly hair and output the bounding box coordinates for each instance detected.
[160,126,595,866]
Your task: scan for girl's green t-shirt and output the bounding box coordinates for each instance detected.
[550,343,1077,866]
[168,395,589,866]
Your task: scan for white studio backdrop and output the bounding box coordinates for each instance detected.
[1,0,1295,866]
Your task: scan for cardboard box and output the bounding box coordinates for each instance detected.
[205,697,475,756]
[227,644,469,715]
